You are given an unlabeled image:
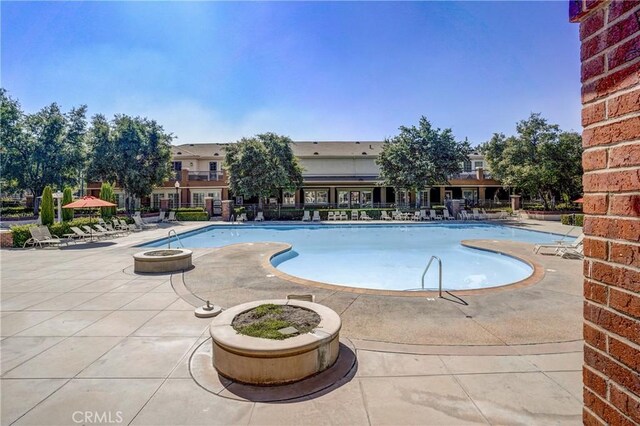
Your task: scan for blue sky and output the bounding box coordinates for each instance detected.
[2,1,580,146]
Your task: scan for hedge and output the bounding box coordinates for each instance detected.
[175,207,206,213]
[0,206,31,215]
[40,186,54,226]
[560,214,584,226]
[236,207,458,221]
[10,216,134,248]
[175,211,209,221]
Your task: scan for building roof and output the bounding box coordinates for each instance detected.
[171,141,384,159]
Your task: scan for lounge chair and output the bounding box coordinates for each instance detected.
[82,225,109,239]
[120,219,140,232]
[23,226,63,248]
[443,209,455,220]
[429,210,442,220]
[167,211,177,222]
[159,211,167,222]
[419,209,428,221]
[302,211,311,222]
[255,212,264,222]
[472,208,486,220]
[312,211,321,222]
[534,234,584,254]
[360,211,373,221]
[411,211,421,221]
[351,210,358,221]
[340,211,348,221]
[134,216,158,229]
[327,211,335,221]
[557,244,584,259]
[69,226,96,241]
[381,211,392,221]
[104,223,126,235]
[93,224,121,237]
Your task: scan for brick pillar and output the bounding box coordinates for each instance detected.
[204,197,213,217]
[0,230,13,248]
[570,1,640,425]
[221,200,234,221]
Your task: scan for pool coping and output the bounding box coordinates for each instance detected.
[261,239,546,297]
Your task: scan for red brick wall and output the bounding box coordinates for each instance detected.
[571,0,640,424]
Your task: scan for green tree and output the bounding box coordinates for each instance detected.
[40,186,54,226]
[481,113,583,210]
[224,133,303,209]
[99,182,116,219]
[87,114,173,212]
[0,89,87,214]
[62,187,74,221]
[376,116,472,206]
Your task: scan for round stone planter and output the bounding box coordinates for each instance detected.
[209,299,341,385]
[133,249,193,273]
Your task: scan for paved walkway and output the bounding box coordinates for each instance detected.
[0,220,584,425]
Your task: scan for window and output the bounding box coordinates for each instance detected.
[463,160,472,172]
[420,190,430,207]
[209,162,219,180]
[168,193,178,209]
[152,193,165,208]
[474,161,484,170]
[172,161,182,171]
[235,196,243,205]
[304,190,328,205]
[399,190,410,205]
[192,193,204,207]
[361,191,372,207]
[207,191,221,201]
[283,191,295,206]
[114,194,122,208]
[338,191,349,207]
[350,191,360,207]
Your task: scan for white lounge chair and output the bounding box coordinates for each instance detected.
[23,226,63,248]
[381,211,392,221]
[349,210,357,221]
[557,244,584,259]
[535,234,584,254]
[327,211,335,221]
[419,209,428,221]
[472,208,486,220]
[69,226,96,241]
[360,211,373,221]
[255,212,264,222]
[82,225,109,239]
[443,209,455,220]
[338,211,347,220]
[411,211,420,221]
[312,211,321,222]
[134,215,158,229]
[167,211,178,222]
[93,224,120,237]
[429,210,442,220]
[119,219,140,232]
[302,211,311,222]
[159,211,166,222]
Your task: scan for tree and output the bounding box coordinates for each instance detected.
[224,133,303,208]
[376,116,472,206]
[481,113,583,209]
[1,89,87,214]
[99,182,116,219]
[62,187,74,221]
[87,114,173,212]
[40,186,54,226]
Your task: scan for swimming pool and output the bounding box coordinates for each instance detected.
[143,224,563,291]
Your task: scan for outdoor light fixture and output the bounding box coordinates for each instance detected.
[174,180,180,208]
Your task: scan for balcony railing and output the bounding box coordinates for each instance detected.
[187,171,225,181]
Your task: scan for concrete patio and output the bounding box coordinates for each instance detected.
[1,220,584,425]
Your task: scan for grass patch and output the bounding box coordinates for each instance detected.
[235,318,293,340]
[253,304,283,318]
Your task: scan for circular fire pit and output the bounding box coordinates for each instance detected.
[209,299,341,385]
[133,249,193,273]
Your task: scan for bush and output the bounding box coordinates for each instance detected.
[560,214,584,226]
[175,207,205,212]
[0,206,30,215]
[62,187,74,221]
[40,186,54,226]
[175,211,209,221]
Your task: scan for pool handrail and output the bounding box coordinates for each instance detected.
[421,255,443,298]
[167,229,184,249]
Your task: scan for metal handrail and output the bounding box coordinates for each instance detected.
[167,230,184,249]
[421,255,443,297]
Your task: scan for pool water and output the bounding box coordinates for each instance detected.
[144,224,563,291]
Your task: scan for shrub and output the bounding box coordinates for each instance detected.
[175,211,209,221]
[0,206,31,215]
[560,214,584,226]
[175,207,205,212]
[40,186,54,226]
[99,182,116,219]
[62,187,74,221]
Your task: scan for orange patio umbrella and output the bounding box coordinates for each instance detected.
[62,195,116,209]
[573,198,584,203]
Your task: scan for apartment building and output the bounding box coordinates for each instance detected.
[90,141,506,210]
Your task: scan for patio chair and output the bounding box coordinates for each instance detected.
[443,209,455,220]
[82,225,109,239]
[419,209,428,221]
[312,211,321,222]
[351,210,358,221]
[327,211,335,221]
[360,211,373,221]
[557,244,584,259]
[302,211,311,222]
[429,210,442,221]
[340,211,348,221]
[120,219,141,232]
[23,226,63,248]
[534,234,584,254]
[134,215,158,229]
[93,224,121,237]
[69,226,95,241]
[381,211,392,221]
[167,211,178,222]
[104,223,126,236]
[472,208,486,220]
[159,211,166,222]
[411,211,421,221]
[255,212,264,222]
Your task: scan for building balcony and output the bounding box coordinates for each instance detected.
[186,171,225,181]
